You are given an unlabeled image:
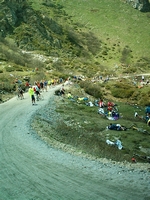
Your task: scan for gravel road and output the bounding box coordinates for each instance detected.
[0,85,150,200]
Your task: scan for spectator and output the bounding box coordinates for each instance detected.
[131,157,136,163]
[146,106,150,114]
[28,86,35,105]
[108,123,126,131]
[40,80,44,92]
[67,92,73,99]
[44,80,48,92]
[99,99,104,108]
[60,84,65,96]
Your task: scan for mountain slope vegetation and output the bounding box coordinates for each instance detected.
[0,0,150,76]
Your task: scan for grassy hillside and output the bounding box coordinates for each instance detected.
[0,0,150,77]
[56,0,150,69]
[32,82,150,164]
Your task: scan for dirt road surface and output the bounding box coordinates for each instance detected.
[0,86,149,200]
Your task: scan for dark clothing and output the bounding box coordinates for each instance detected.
[108,124,126,131]
[60,87,65,95]
[35,91,40,96]
[31,95,35,101]
[19,90,23,95]
[146,106,150,114]
[108,124,120,130]
[40,82,44,88]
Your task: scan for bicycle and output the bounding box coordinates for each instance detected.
[16,91,24,100]
[36,93,44,101]
[17,93,24,100]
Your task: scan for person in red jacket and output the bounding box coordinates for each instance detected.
[107,101,115,111]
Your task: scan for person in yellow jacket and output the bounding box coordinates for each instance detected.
[28,86,35,105]
[67,92,73,99]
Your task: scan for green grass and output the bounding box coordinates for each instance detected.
[1,0,150,79]
[57,0,150,67]
[56,89,150,162]
[32,83,150,163]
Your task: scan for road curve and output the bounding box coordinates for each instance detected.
[0,86,149,200]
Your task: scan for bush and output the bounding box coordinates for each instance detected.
[123,67,137,74]
[13,65,24,72]
[138,96,150,106]
[110,82,135,99]
[5,66,15,72]
[112,88,135,98]
[0,94,2,101]
[80,80,103,98]
[0,82,15,92]
[120,46,132,64]
[28,59,45,70]
[131,90,140,101]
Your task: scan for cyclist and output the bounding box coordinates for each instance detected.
[17,87,24,99]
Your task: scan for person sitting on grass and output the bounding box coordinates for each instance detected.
[67,92,73,99]
[60,84,65,96]
[98,99,105,108]
[108,123,127,131]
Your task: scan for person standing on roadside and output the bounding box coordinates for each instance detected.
[40,80,44,92]
[44,80,48,92]
[35,84,41,100]
[60,84,65,96]
[28,85,35,105]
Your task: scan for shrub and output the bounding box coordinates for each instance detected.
[67,28,81,46]
[28,59,45,70]
[52,60,63,71]
[120,46,132,64]
[13,65,24,72]
[131,90,140,101]
[110,82,135,99]
[81,31,101,55]
[31,71,46,82]
[123,67,137,74]
[5,66,15,72]
[1,82,15,92]
[112,88,135,98]
[80,80,103,98]
[138,96,150,106]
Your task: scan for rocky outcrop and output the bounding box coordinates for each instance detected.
[0,0,63,51]
[0,0,101,56]
[0,0,28,36]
